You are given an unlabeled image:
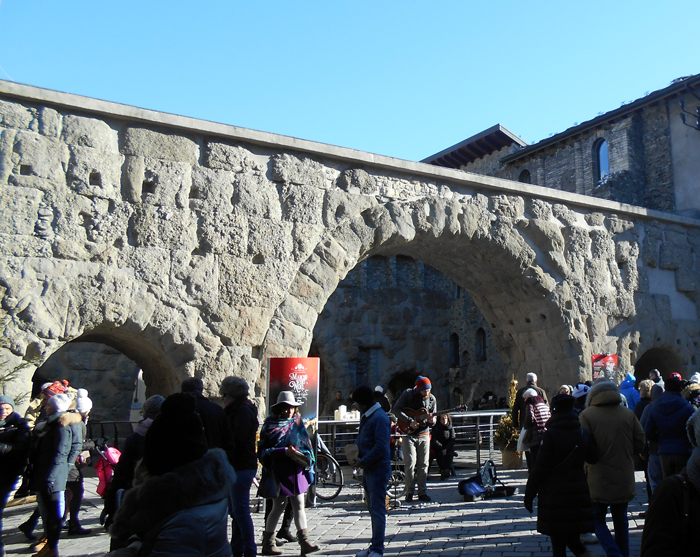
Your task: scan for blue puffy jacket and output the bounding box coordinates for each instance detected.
[619,373,641,412]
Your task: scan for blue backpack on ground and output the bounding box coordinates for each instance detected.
[458,460,515,502]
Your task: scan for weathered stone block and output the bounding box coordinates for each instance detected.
[204,141,265,173]
[659,242,692,270]
[129,205,198,250]
[232,174,282,220]
[11,131,67,183]
[39,107,60,138]
[246,218,293,266]
[141,158,191,208]
[198,212,247,257]
[66,145,123,199]
[189,166,235,214]
[271,153,328,189]
[218,256,289,308]
[0,186,43,235]
[491,195,525,218]
[337,168,376,194]
[676,268,699,293]
[61,115,118,152]
[171,251,219,309]
[122,127,199,163]
[0,99,35,130]
[281,184,324,225]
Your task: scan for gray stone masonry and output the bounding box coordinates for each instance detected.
[0,81,698,418]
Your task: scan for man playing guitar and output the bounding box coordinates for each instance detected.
[392,376,437,503]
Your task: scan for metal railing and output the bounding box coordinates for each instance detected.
[317,409,507,468]
[86,421,136,450]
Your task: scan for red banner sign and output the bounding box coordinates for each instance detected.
[267,357,319,421]
[592,354,618,380]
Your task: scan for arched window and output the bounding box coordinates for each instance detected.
[452,387,463,406]
[518,169,531,184]
[595,139,609,181]
[449,333,459,367]
[475,328,487,362]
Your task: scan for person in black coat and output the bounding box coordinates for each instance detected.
[220,376,259,557]
[0,395,30,556]
[430,414,455,479]
[524,394,598,557]
[182,377,235,456]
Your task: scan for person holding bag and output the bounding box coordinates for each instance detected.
[258,392,319,556]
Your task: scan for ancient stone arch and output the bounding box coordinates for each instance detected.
[0,81,698,415]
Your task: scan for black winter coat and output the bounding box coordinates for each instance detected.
[430,421,455,451]
[0,411,30,484]
[524,410,597,536]
[224,397,258,471]
[192,394,235,455]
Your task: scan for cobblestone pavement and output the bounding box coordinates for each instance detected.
[2,466,648,557]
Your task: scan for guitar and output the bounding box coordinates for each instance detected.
[396,405,467,434]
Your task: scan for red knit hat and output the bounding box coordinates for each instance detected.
[42,380,68,398]
[415,376,432,391]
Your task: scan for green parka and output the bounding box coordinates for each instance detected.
[579,381,646,504]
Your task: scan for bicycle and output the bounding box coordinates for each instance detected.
[314,435,344,501]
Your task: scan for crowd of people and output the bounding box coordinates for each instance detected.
[1,366,699,557]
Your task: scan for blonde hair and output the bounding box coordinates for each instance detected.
[638,379,654,400]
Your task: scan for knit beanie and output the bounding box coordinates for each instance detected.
[0,395,14,409]
[42,380,67,398]
[75,388,93,414]
[140,394,164,419]
[551,394,575,413]
[49,393,72,413]
[415,376,432,391]
[143,393,207,476]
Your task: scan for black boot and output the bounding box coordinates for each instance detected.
[276,505,296,543]
[68,520,92,536]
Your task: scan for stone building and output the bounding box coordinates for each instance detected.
[0,80,698,420]
[424,74,700,385]
[425,74,700,217]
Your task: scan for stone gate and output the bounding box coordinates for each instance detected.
[0,81,698,414]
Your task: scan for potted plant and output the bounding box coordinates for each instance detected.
[493,377,523,469]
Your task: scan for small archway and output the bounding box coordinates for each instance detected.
[633,346,685,381]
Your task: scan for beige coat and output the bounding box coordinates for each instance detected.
[579,382,646,504]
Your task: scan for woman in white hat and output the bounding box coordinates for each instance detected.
[258,391,318,556]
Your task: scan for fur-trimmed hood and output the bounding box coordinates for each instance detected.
[58,411,83,427]
[110,448,235,548]
[585,380,621,407]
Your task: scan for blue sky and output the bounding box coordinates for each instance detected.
[0,1,697,162]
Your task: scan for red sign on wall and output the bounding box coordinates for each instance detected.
[592,354,618,380]
[267,357,320,421]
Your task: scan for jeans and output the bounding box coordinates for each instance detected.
[363,464,391,555]
[592,502,629,557]
[0,480,17,557]
[230,468,256,557]
[403,434,429,496]
[36,489,64,550]
[647,454,663,493]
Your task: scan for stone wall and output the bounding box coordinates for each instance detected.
[0,82,698,418]
[312,255,510,413]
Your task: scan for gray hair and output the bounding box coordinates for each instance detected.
[219,376,249,399]
[527,373,538,384]
[181,377,204,394]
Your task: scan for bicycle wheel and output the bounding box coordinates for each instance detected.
[315,453,343,500]
[386,463,406,499]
